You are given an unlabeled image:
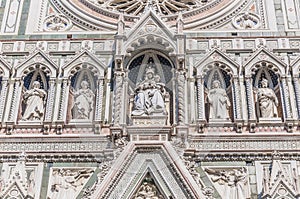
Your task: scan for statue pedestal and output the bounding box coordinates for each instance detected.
[208,119,231,125]
[258,117,281,123]
[128,115,170,141]
[132,115,167,126]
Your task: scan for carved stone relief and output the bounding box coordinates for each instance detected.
[43,14,72,32]
[232,12,261,29]
[204,167,251,199]
[47,167,95,199]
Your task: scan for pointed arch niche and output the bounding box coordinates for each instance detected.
[247,61,285,122]
[67,68,97,123]
[126,50,175,126]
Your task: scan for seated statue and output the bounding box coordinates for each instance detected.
[257,78,278,118]
[132,64,167,116]
[22,81,47,121]
[71,80,95,120]
[207,80,231,120]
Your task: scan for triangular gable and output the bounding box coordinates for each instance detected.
[93,142,203,199]
[195,49,239,76]
[244,48,286,76]
[0,56,11,77]
[124,10,176,56]
[126,9,174,41]
[63,50,106,78]
[0,182,27,199]
[265,180,299,198]
[15,50,58,78]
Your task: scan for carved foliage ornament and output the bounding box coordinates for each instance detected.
[43,14,72,32]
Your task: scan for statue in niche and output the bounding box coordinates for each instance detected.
[22,81,47,121]
[257,78,278,118]
[205,167,250,199]
[207,80,231,120]
[49,168,94,199]
[71,80,95,120]
[132,63,167,116]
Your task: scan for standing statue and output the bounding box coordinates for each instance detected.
[257,78,278,118]
[22,81,47,121]
[207,80,231,120]
[132,64,167,116]
[71,81,95,120]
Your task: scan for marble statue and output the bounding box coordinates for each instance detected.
[132,63,167,116]
[207,80,231,120]
[71,81,95,119]
[22,81,47,121]
[257,78,278,118]
[134,181,163,199]
[205,167,250,199]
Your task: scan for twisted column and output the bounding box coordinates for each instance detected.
[196,76,205,120]
[281,77,291,118]
[9,79,22,122]
[293,76,300,118]
[0,79,8,121]
[245,76,255,120]
[44,79,55,121]
[58,79,70,121]
[233,77,241,119]
[113,71,124,126]
[177,70,186,125]
[95,78,104,121]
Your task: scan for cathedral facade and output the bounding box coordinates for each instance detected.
[0,0,300,198]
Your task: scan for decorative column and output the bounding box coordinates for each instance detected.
[44,78,55,122]
[113,71,124,126]
[177,69,186,126]
[196,75,205,121]
[233,76,242,120]
[293,76,300,118]
[245,76,256,121]
[0,79,9,121]
[8,79,22,123]
[94,77,104,122]
[281,76,291,119]
[58,78,70,121]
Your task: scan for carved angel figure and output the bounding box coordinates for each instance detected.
[256,78,278,118]
[22,81,47,121]
[71,81,95,120]
[207,80,231,120]
[49,168,94,199]
[205,167,250,199]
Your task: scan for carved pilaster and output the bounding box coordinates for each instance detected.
[8,79,22,122]
[281,77,291,119]
[177,70,186,125]
[245,76,256,120]
[233,77,241,119]
[58,79,70,121]
[44,79,55,122]
[293,76,300,118]
[0,79,8,121]
[113,71,124,126]
[95,77,104,122]
[196,76,205,121]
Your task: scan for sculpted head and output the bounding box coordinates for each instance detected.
[212,80,221,89]
[81,80,89,89]
[32,81,41,89]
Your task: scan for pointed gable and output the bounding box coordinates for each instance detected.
[94,142,203,199]
[63,50,106,78]
[195,49,239,76]
[244,48,287,76]
[15,50,58,78]
[124,10,176,57]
